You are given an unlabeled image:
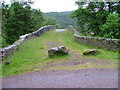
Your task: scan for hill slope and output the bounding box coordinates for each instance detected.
[44,11,77,28]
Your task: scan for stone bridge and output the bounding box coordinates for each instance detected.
[0,25,119,62]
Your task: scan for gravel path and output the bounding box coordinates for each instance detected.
[2,68,118,88]
[56,29,66,32]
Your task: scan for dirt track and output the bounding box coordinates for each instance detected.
[2,68,118,88]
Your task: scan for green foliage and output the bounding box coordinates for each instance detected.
[71,8,91,32]
[2,2,44,47]
[44,11,77,28]
[71,1,120,39]
[43,17,57,26]
[31,9,44,29]
[100,13,120,38]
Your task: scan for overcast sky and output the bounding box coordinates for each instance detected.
[32,0,78,12]
[4,0,78,13]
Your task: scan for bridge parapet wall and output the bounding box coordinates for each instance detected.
[0,25,56,62]
[68,25,119,51]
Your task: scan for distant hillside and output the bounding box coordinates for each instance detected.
[44,11,77,28]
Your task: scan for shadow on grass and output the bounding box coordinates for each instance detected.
[47,53,70,60]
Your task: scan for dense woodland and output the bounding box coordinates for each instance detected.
[44,11,77,28]
[71,1,120,39]
[2,1,58,47]
[1,1,120,48]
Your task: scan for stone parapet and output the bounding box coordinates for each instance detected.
[0,25,56,62]
[68,25,119,51]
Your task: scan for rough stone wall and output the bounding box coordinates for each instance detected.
[68,25,119,51]
[0,25,56,62]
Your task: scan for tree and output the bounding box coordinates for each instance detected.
[2,3,11,47]
[71,1,120,38]
[100,13,120,39]
[43,17,57,25]
[4,2,34,44]
[2,1,44,47]
[31,9,44,30]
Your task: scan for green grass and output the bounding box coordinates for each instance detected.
[0,36,2,48]
[61,30,118,61]
[1,29,118,77]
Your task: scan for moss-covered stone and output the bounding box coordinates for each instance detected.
[48,46,69,58]
[83,49,100,55]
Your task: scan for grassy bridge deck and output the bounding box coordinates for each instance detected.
[2,29,118,77]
